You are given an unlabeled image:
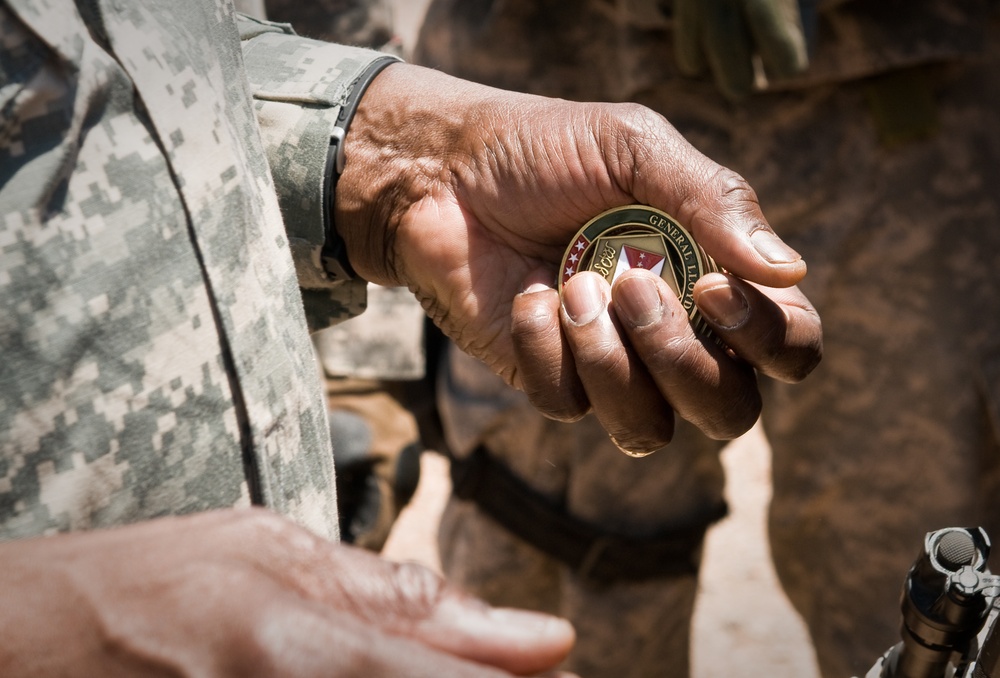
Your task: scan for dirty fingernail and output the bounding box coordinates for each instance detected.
[521,281,552,295]
[697,283,749,329]
[614,275,663,328]
[562,274,608,325]
[751,230,801,265]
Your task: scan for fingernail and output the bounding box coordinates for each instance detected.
[697,283,749,329]
[751,230,800,265]
[488,607,574,634]
[521,281,552,295]
[427,597,575,647]
[614,275,663,328]
[485,607,576,645]
[562,274,608,325]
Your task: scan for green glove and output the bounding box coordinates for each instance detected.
[674,0,809,101]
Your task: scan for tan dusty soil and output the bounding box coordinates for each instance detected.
[379,3,821,675]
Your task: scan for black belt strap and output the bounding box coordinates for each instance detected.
[449,445,728,584]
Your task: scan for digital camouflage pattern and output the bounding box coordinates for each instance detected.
[416,2,1000,677]
[256,0,426,554]
[0,0,393,541]
[253,0,422,385]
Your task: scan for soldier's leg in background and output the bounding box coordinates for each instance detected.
[326,377,422,550]
[437,345,727,678]
[752,49,1000,677]
[437,497,564,613]
[556,416,725,678]
[438,426,724,678]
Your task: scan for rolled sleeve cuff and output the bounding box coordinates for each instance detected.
[240,20,401,328]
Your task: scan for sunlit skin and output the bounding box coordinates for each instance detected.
[339,64,821,456]
[0,510,577,677]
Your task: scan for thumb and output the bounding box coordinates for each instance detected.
[616,110,805,288]
[410,593,577,675]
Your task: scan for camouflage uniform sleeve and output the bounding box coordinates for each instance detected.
[237,14,402,330]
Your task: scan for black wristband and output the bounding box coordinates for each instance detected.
[322,55,401,281]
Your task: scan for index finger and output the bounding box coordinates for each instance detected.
[229,513,576,676]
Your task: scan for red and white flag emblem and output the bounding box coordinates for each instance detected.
[614,245,665,280]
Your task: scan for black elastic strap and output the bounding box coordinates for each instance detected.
[449,445,728,583]
[322,55,401,281]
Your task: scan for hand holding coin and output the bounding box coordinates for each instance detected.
[337,64,822,456]
[556,204,808,456]
[537,206,820,456]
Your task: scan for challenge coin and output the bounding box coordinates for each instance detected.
[559,205,718,336]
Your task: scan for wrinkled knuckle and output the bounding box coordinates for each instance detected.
[575,336,626,370]
[614,101,662,131]
[682,165,760,223]
[511,301,559,364]
[712,166,753,198]
[388,561,447,620]
[511,300,557,341]
[656,335,701,374]
[677,165,758,232]
[229,508,322,556]
[602,102,668,157]
[614,103,667,144]
[640,332,685,369]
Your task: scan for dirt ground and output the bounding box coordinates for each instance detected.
[379,3,822,676]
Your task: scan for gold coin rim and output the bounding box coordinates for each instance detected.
[558,205,717,326]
